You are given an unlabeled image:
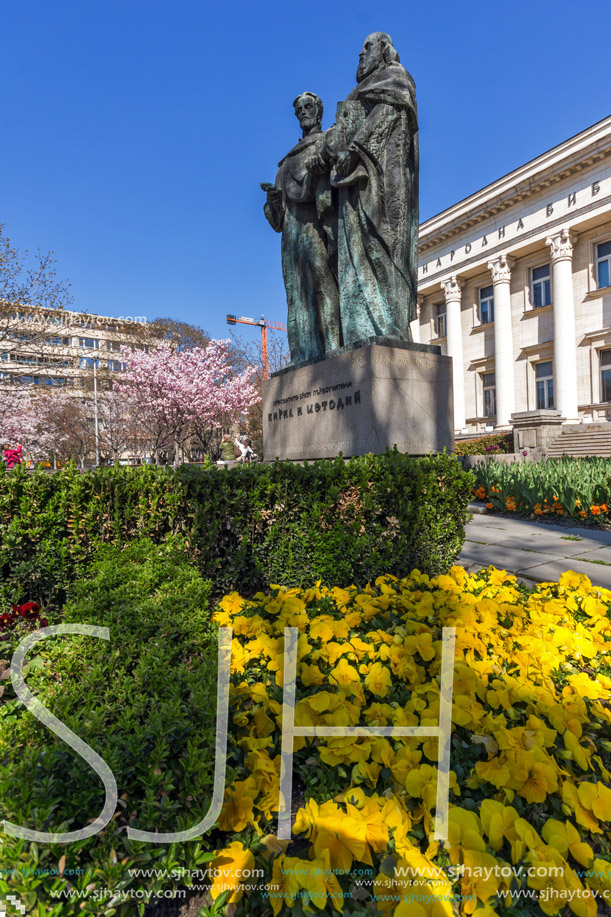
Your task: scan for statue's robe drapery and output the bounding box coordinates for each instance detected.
[265,132,340,364]
[330,62,418,346]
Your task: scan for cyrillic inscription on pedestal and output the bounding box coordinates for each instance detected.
[263,340,453,461]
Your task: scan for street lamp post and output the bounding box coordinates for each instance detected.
[93,357,100,466]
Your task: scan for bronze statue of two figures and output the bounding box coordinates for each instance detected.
[262,32,418,365]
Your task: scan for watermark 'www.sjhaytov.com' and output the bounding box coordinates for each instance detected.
[5,624,456,843]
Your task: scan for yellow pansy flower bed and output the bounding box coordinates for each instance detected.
[208,567,611,917]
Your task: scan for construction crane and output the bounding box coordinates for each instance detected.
[226,314,287,380]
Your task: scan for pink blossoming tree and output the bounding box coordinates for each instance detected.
[0,386,75,463]
[114,340,260,465]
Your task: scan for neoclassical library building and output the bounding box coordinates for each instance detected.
[415,114,611,445]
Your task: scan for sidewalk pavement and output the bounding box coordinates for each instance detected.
[458,509,611,589]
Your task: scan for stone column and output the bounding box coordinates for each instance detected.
[546,229,578,421]
[410,298,422,344]
[441,275,465,432]
[488,254,515,429]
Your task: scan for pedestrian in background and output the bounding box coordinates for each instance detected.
[3,443,23,469]
[217,434,236,465]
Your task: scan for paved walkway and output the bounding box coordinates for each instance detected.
[458,510,611,588]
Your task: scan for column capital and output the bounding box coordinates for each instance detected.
[546,228,574,263]
[488,254,513,284]
[441,275,464,303]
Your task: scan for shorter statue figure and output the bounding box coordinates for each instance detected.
[262,92,340,364]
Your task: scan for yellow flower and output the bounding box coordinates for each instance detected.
[218,777,258,832]
[269,854,302,914]
[209,841,255,904]
[319,737,372,766]
[577,782,611,822]
[329,656,361,692]
[403,631,436,661]
[584,857,611,896]
[447,807,486,864]
[299,662,325,686]
[479,799,520,852]
[373,862,453,917]
[217,591,246,616]
[475,756,511,789]
[364,661,392,697]
[518,759,559,804]
[271,850,344,914]
[345,798,389,857]
[526,848,597,917]
[347,635,374,659]
[562,783,602,834]
[460,849,500,913]
[353,759,383,786]
[232,614,264,637]
[541,818,594,867]
[564,730,591,771]
[309,615,336,643]
[312,815,368,872]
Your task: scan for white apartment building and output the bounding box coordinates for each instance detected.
[415,114,611,439]
[0,307,147,389]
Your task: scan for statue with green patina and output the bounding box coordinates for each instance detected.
[263,33,418,363]
[262,93,340,364]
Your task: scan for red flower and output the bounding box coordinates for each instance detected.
[16,602,40,620]
[20,602,40,614]
[39,618,49,628]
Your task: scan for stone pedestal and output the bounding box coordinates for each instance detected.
[511,409,565,452]
[263,337,454,461]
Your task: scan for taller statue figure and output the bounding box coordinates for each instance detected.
[315,32,419,345]
[262,93,340,364]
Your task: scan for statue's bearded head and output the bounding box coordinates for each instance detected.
[356,32,400,83]
[293,92,323,136]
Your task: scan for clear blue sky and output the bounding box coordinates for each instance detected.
[2,0,610,347]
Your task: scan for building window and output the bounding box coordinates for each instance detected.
[106,340,122,352]
[597,241,611,289]
[600,350,611,402]
[535,361,554,409]
[107,360,125,372]
[479,285,494,324]
[13,354,39,366]
[47,336,70,346]
[79,356,99,369]
[79,337,99,349]
[531,264,551,308]
[482,372,496,417]
[434,303,446,338]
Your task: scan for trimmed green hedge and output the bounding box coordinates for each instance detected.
[0,452,473,612]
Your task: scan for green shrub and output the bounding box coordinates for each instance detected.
[0,462,187,612]
[0,452,473,613]
[454,432,513,455]
[189,450,474,592]
[0,538,219,915]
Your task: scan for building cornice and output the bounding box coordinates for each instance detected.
[419,116,611,254]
